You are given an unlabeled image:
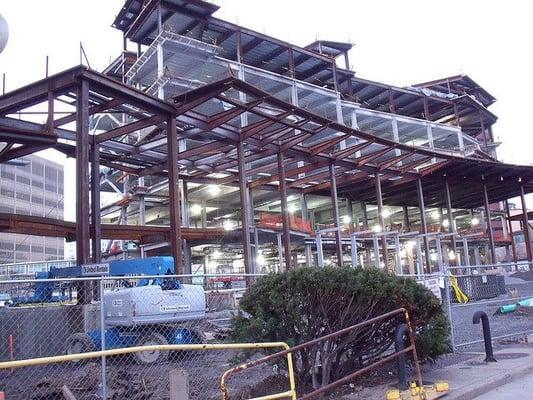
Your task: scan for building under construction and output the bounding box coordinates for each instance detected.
[1,0,533,277]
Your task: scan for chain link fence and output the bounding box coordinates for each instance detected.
[0,273,294,400]
[444,262,533,351]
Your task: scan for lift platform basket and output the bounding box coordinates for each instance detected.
[103,284,206,326]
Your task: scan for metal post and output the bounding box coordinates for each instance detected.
[483,182,496,263]
[316,232,324,268]
[416,178,431,272]
[462,237,470,266]
[505,200,517,263]
[330,164,343,266]
[99,278,107,399]
[167,116,183,273]
[277,233,283,272]
[436,237,443,273]
[238,141,252,275]
[350,233,358,268]
[403,205,410,231]
[305,243,313,268]
[76,80,90,264]
[415,237,423,275]
[395,235,401,274]
[278,150,291,271]
[444,179,457,253]
[375,173,388,270]
[394,324,409,390]
[362,202,371,267]
[520,185,532,264]
[443,264,455,352]
[373,235,380,269]
[473,311,497,362]
[90,137,101,263]
[76,79,90,304]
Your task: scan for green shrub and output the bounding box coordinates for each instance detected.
[232,267,449,389]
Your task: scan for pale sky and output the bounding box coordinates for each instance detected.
[1,0,533,220]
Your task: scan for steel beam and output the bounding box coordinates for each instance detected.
[278,150,292,271]
[90,137,102,263]
[520,184,532,264]
[76,79,90,266]
[416,177,431,272]
[483,182,496,263]
[375,173,388,270]
[167,115,183,273]
[330,164,343,267]
[505,199,518,263]
[444,179,457,253]
[237,140,253,275]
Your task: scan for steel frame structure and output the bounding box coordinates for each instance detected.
[1,0,533,281]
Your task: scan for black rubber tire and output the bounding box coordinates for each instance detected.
[135,332,169,364]
[66,333,96,364]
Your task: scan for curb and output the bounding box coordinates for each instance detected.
[446,362,533,399]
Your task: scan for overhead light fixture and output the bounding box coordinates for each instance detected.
[431,210,440,220]
[442,219,450,228]
[190,204,202,216]
[471,217,480,226]
[342,215,352,224]
[223,220,236,231]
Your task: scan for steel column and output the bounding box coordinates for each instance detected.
[375,173,388,270]
[520,185,532,264]
[76,79,90,266]
[416,177,431,272]
[483,182,496,263]
[444,179,457,253]
[90,137,101,263]
[167,116,183,273]
[277,150,292,271]
[237,140,253,274]
[350,234,358,268]
[330,164,343,266]
[505,200,517,263]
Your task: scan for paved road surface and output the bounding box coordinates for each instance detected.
[473,371,533,399]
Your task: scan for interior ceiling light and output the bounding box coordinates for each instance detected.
[223,220,235,231]
[190,204,202,216]
[471,217,480,226]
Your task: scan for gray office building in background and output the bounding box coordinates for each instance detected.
[0,154,64,263]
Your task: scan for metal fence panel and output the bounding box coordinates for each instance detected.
[0,274,282,400]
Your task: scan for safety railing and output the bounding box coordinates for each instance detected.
[0,342,294,400]
[221,308,421,400]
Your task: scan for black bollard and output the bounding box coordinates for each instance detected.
[394,323,409,390]
[473,311,497,362]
